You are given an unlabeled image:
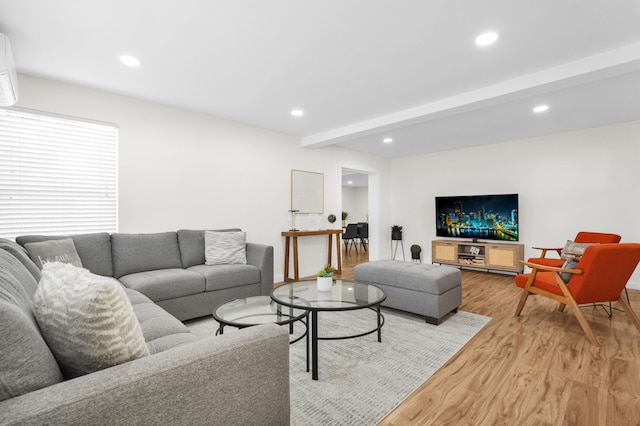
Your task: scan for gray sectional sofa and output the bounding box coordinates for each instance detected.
[0,231,289,425]
[15,229,274,321]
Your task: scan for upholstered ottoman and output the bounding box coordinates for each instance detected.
[354,260,462,324]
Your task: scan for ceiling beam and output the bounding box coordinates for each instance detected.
[300,42,640,149]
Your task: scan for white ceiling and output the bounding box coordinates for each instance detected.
[1,0,640,159]
[342,171,368,188]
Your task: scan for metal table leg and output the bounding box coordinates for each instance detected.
[312,311,318,380]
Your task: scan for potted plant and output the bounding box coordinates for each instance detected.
[410,244,422,261]
[341,211,350,227]
[316,265,336,291]
[391,225,403,241]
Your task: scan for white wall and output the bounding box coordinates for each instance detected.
[13,74,640,288]
[15,74,391,281]
[342,186,368,224]
[390,120,640,288]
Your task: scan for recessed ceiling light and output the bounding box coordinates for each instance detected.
[383,138,393,143]
[291,109,304,117]
[533,105,549,113]
[347,181,353,185]
[120,55,141,67]
[475,32,499,46]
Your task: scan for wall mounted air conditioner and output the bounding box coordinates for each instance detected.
[0,33,18,106]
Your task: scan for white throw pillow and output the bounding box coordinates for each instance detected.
[204,231,247,265]
[33,262,149,378]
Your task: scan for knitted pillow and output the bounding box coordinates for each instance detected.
[204,231,247,265]
[33,262,149,378]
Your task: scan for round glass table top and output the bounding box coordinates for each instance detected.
[213,295,308,327]
[271,280,386,311]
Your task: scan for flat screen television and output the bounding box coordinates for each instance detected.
[435,193,519,241]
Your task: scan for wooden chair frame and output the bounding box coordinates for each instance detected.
[515,260,640,346]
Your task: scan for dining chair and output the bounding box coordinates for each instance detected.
[342,223,359,253]
[356,222,368,251]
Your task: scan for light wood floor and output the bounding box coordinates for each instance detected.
[331,250,640,425]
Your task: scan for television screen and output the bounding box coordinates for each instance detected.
[435,194,519,241]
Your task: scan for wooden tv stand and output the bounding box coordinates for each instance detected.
[432,240,524,274]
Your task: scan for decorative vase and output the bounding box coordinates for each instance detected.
[317,276,333,292]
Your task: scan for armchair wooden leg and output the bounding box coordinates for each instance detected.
[515,289,529,317]
[566,300,599,346]
[617,295,640,335]
[558,303,566,312]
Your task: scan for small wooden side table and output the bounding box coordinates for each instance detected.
[281,229,343,282]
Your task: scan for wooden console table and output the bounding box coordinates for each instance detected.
[281,229,343,282]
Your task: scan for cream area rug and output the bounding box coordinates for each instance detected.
[187,307,491,425]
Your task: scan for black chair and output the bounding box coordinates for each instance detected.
[357,222,368,251]
[342,223,359,253]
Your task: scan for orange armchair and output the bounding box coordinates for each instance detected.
[515,243,640,346]
[528,231,622,268]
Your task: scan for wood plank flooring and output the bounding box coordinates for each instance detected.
[330,250,640,425]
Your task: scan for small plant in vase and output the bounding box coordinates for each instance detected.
[316,265,336,291]
[341,211,350,227]
[391,225,403,241]
[410,244,422,261]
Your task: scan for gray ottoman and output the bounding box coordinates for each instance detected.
[354,260,462,325]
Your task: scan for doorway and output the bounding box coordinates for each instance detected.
[340,165,380,277]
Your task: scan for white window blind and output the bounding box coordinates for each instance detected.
[0,108,118,239]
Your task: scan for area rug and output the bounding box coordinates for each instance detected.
[187,308,491,425]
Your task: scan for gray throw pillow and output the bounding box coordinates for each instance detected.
[33,262,150,378]
[560,256,580,283]
[24,238,83,270]
[560,240,593,259]
[204,231,247,265]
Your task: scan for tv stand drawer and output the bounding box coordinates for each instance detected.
[432,241,456,263]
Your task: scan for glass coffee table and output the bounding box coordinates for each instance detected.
[271,279,386,380]
[213,295,310,370]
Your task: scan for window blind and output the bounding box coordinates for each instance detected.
[0,108,118,239]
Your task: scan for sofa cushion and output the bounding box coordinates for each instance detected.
[189,264,261,291]
[16,233,114,277]
[205,231,247,265]
[0,250,63,402]
[129,300,198,354]
[0,238,42,283]
[112,232,183,278]
[118,268,206,302]
[354,260,461,295]
[123,287,154,305]
[177,229,241,268]
[24,238,83,269]
[33,262,150,379]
